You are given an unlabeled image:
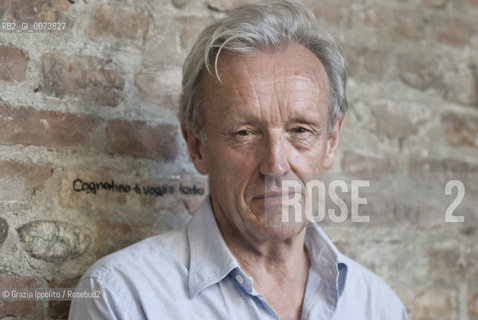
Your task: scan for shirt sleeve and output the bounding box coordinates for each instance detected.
[68,276,137,320]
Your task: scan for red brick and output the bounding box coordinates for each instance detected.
[464,0,478,7]
[429,247,478,281]
[0,217,7,245]
[0,1,8,15]
[176,17,215,50]
[0,275,37,318]
[0,161,52,201]
[445,65,478,106]
[305,0,353,27]
[362,6,426,41]
[95,221,158,258]
[416,201,444,230]
[206,0,253,11]
[370,101,431,139]
[469,292,478,319]
[409,157,478,173]
[341,150,396,174]
[435,18,476,47]
[457,206,478,236]
[361,7,382,35]
[344,46,388,80]
[40,52,124,107]
[421,0,448,8]
[412,289,453,320]
[398,53,444,90]
[442,113,478,147]
[86,4,150,44]
[106,119,178,160]
[48,276,81,319]
[0,103,101,149]
[48,276,81,289]
[0,45,29,82]
[0,0,71,21]
[390,8,426,40]
[134,67,182,109]
[172,0,191,9]
[333,240,350,256]
[394,288,415,316]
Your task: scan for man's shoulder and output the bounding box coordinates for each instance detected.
[338,254,407,316]
[82,225,189,284]
[340,254,387,286]
[69,226,192,319]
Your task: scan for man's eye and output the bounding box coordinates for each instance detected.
[236,129,252,136]
[293,127,308,134]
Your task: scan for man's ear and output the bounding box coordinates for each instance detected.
[181,125,208,175]
[323,117,344,170]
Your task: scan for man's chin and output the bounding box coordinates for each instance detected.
[248,206,308,241]
[254,223,307,242]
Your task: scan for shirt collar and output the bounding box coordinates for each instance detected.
[186,197,239,298]
[304,222,348,306]
[186,197,349,300]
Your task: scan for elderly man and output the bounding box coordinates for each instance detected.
[69,1,407,319]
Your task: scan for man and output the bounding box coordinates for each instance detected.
[69,1,408,319]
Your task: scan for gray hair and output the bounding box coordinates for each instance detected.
[178,0,348,138]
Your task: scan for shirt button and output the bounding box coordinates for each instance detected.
[236,274,244,284]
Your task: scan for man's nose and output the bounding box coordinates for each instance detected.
[259,134,291,176]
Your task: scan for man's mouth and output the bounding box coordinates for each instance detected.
[253,190,302,202]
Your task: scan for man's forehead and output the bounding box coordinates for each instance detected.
[203,44,329,94]
[216,44,325,76]
[217,73,322,91]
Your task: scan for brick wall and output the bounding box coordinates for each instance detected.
[0,0,477,319]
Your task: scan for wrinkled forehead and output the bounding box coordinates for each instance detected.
[201,43,330,102]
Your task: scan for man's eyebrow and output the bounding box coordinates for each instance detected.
[288,115,322,123]
[217,108,324,124]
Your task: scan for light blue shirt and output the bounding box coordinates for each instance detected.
[69,198,408,319]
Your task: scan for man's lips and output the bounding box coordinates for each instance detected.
[252,191,303,200]
[253,191,282,200]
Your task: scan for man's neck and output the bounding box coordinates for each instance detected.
[227,228,309,277]
[210,196,310,273]
[212,199,311,320]
[228,230,311,320]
